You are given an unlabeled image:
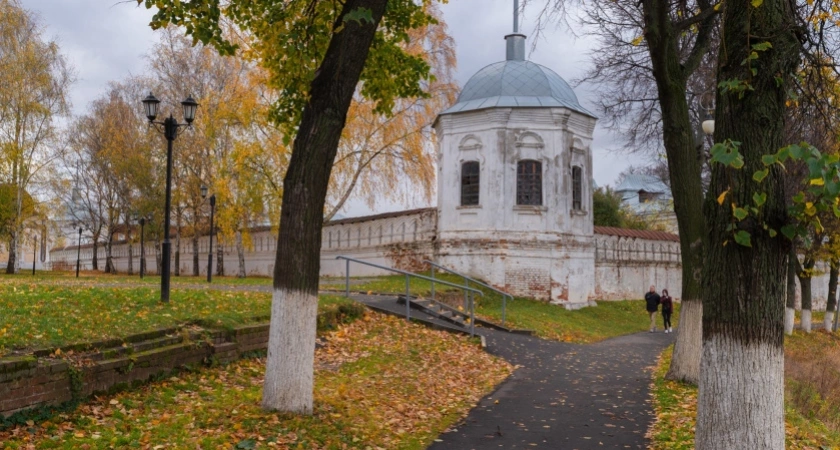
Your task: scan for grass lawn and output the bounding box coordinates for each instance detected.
[0,275,358,357]
[323,273,680,343]
[0,313,513,449]
[648,331,840,449]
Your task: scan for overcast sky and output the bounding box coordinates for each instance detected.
[22,0,638,216]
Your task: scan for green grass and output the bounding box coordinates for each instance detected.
[0,270,273,287]
[0,276,356,356]
[323,272,680,343]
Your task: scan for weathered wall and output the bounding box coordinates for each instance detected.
[593,233,682,300]
[50,209,438,279]
[0,324,268,418]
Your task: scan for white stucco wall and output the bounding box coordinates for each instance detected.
[593,234,682,300]
[433,107,597,307]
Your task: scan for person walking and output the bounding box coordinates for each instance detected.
[660,289,674,333]
[645,285,661,332]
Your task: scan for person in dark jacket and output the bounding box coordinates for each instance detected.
[644,285,661,332]
[660,289,674,333]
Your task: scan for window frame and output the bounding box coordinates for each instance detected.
[516,160,543,206]
[572,165,583,211]
[460,161,480,206]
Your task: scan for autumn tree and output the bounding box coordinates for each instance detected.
[143,0,439,414]
[535,0,718,384]
[0,0,73,273]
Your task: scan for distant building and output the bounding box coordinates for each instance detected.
[614,174,677,233]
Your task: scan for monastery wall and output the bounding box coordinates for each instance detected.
[48,209,837,309]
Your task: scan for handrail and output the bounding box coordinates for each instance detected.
[336,256,481,336]
[424,260,513,326]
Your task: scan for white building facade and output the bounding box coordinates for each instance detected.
[432,31,598,307]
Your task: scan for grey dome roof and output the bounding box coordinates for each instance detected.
[440,60,595,117]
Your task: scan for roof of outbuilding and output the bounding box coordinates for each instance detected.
[594,226,680,242]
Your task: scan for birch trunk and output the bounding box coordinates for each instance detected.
[695,0,797,447]
[236,230,246,278]
[263,0,388,414]
[826,259,838,332]
[5,233,15,274]
[797,258,814,333]
[785,249,797,335]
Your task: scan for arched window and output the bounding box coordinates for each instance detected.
[516,160,542,205]
[461,161,480,206]
[572,166,583,210]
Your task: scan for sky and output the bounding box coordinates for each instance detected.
[21,0,638,217]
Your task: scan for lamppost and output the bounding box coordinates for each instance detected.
[200,185,216,283]
[75,226,82,278]
[133,212,151,279]
[142,93,198,303]
[31,232,36,276]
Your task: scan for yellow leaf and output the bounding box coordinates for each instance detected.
[810,178,824,186]
[751,0,763,6]
[630,35,644,46]
[717,190,729,205]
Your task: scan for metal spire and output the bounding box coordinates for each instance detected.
[506,0,525,61]
[514,0,519,33]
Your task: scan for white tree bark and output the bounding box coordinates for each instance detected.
[696,334,784,450]
[262,288,318,414]
[824,311,834,333]
[666,300,702,384]
[801,309,811,333]
[784,307,795,335]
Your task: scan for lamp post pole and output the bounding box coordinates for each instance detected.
[31,234,36,275]
[76,227,82,278]
[208,194,215,283]
[139,217,146,279]
[142,93,198,303]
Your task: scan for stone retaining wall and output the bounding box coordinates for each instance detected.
[0,323,270,418]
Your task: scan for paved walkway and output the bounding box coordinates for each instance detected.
[349,294,674,450]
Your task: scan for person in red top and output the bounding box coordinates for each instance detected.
[660,289,674,333]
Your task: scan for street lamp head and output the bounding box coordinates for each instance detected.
[131,211,139,223]
[78,227,82,234]
[139,217,146,226]
[210,194,216,207]
[200,184,208,199]
[702,111,715,136]
[181,95,198,124]
[142,93,160,122]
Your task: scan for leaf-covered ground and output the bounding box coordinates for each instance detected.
[0,277,356,357]
[0,312,512,449]
[648,335,840,449]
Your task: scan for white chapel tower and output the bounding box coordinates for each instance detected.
[433,3,598,307]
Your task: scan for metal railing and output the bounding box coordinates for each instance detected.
[336,256,482,336]
[424,260,513,326]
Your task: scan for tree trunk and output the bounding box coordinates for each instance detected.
[217,240,224,276]
[263,0,388,414]
[105,234,115,274]
[155,239,162,275]
[797,257,814,333]
[695,1,798,448]
[92,240,99,271]
[192,235,199,276]
[826,259,838,332]
[236,230,246,278]
[785,249,797,335]
[174,232,181,277]
[128,241,134,276]
[641,0,713,385]
[5,233,16,274]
